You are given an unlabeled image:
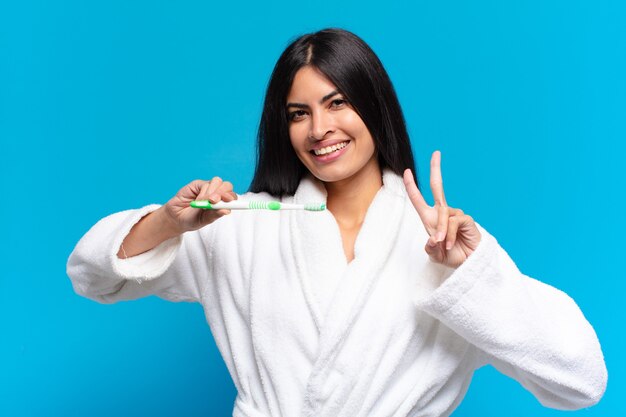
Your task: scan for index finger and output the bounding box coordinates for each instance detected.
[403,168,429,215]
[430,151,447,206]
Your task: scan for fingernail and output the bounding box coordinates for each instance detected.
[436,231,445,242]
[209,194,219,203]
[446,241,452,250]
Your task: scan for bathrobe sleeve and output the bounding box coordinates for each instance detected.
[414,224,607,410]
[67,204,213,304]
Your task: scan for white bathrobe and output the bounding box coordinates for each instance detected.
[66,170,607,417]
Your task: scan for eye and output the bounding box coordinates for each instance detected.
[288,110,307,121]
[330,98,347,108]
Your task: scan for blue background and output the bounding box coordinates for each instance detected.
[1,0,624,416]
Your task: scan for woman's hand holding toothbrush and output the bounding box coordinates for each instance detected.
[116,177,236,259]
[161,177,238,234]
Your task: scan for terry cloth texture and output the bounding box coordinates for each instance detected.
[67,170,607,417]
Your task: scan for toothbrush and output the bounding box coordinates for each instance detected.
[190,200,326,211]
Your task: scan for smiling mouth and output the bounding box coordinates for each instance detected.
[311,141,349,156]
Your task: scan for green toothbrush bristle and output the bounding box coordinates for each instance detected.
[305,203,326,211]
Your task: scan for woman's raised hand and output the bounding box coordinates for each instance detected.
[403,151,481,268]
[161,177,238,234]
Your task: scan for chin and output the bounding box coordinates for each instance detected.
[300,155,379,185]
[307,166,356,184]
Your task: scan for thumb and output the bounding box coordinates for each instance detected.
[425,239,444,264]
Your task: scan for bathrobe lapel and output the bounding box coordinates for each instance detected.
[289,175,348,330]
[289,170,408,415]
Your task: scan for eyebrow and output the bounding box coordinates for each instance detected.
[286,90,340,109]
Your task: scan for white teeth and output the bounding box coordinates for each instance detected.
[313,141,348,156]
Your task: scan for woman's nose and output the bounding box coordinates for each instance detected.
[309,110,335,140]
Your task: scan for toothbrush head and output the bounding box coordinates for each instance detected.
[304,203,326,211]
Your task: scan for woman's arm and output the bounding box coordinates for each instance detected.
[67,177,236,304]
[115,206,181,259]
[414,225,607,410]
[67,204,212,303]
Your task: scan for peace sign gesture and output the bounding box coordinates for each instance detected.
[403,151,482,269]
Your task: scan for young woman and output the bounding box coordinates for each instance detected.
[67,29,606,417]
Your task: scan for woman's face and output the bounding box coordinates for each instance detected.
[286,66,379,184]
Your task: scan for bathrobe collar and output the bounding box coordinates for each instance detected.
[288,169,408,411]
[290,170,407,358]
[290,169,407,329]
[289,169,407,329]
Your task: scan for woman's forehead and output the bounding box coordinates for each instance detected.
[286,66,338,103]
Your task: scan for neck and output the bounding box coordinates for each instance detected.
[325,159,383,228]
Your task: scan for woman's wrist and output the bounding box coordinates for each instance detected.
[155,205,183,238]
[117,207,182,259]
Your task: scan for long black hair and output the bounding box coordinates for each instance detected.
[249,28,419,196]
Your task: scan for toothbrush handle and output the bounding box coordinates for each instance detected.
[190,201,251,210]
[190,200,325,211]
[210,201,251,210]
